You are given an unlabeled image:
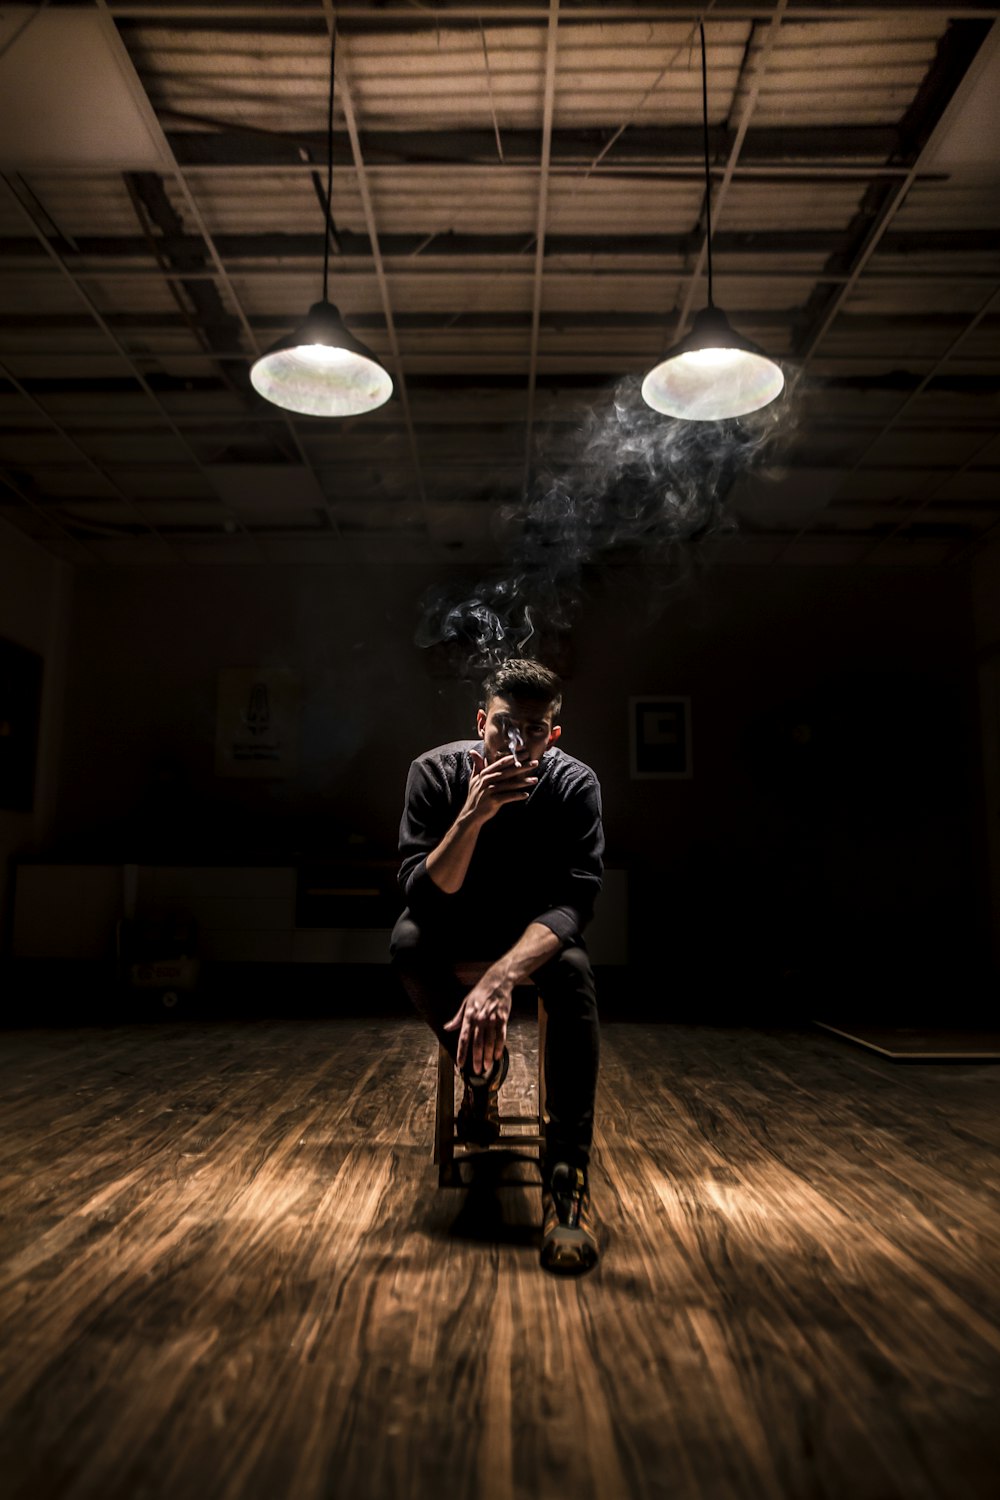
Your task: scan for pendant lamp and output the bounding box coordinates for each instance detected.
[250,29,392,417]
[642,24,784,421]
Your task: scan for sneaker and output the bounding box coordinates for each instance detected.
[455,1046,509,1149]
[540,1162,599,1274]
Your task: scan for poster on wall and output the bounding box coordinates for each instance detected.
[629,696,692,779]
[0,637,43,812]
[215,668,301,779]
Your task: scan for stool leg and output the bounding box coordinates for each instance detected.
[536,990,548,1135]
[436,1044,456,1186]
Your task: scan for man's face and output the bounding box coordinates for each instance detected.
[476,694,561,766]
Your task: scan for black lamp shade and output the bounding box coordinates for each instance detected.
[250,301,393,417]
[642,305,785,421]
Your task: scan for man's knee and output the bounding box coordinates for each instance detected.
[390,914,452,984]
[536,943,596,1011]
[389,913,422,969]
[559,944,594,983]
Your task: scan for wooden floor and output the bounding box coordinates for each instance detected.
[0,1014,997,1500]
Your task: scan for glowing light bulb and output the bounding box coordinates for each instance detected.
[293,343,356,370]
[680,346,744,369]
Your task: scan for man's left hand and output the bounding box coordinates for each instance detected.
[444,968,513,1076]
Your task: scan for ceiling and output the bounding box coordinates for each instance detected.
[0,0,998,570]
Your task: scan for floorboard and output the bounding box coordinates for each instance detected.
[0,1015,997,1500]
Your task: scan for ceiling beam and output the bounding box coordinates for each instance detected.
[165,124,906,170]
[93,0,344,539]
[326,8,428,511]
[853,287,1000,561]
[0,350,177,560]
[523,0,560,496]
[793,20,995,364]
[105,4,1000,23]
[8,306,999,339]
[3,368,998,404]
[772,23,1000,559]
[9,451,998,475]
[831,283,1000,469]
[1,176,271,560]
[122,170,248,402]
[5,265,998,295]
[671,0,789,343]
[11,228,993,265]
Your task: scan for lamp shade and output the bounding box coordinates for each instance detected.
[641,305,784,421]
[250,300,393,417]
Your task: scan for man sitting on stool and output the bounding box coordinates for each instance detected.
[390,658,603,1275]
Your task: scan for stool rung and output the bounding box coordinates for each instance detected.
[456,1133,546,1151]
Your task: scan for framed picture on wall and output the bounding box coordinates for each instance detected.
[0,637,43,812]
[215,667,301,779]
[629,696,692,779]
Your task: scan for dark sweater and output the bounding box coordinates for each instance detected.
[397,740,604,949]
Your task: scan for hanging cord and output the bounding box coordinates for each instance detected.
[322,26,337,303]
[699,21,714,309]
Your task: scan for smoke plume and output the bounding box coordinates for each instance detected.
[416,371,793,670]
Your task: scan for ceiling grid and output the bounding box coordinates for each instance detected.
[3,173,271,562]
[0,0,995,565]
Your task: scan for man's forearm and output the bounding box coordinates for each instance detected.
[491,922,562,985]
[425,812,481,894]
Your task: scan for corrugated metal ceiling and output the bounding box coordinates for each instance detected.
[0,2,997,568]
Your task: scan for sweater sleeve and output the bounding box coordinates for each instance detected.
[396,754,457,917]
[531,773,604,946]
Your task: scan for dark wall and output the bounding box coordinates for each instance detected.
[570,563,981,995]
[51,556,982,994]
[0,529,69,951]
[973,542,1000,975]
[55,561,446,861]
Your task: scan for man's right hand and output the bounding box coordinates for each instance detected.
[463,750,538,825]
[426,751,538,894]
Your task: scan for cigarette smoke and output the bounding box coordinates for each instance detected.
[416,371,793,669]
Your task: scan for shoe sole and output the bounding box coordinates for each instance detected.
[540,1231,598,1276]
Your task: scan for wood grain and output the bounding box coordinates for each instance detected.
[0,1015,997,1500]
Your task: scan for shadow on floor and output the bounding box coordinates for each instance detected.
[429,1150,543,1249]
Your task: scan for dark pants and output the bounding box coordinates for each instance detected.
[390,912,600,1171]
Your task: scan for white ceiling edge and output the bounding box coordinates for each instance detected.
[0,7,167,170]
[921,19,1000,174]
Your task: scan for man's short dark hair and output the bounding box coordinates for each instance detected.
[479,659,562,718]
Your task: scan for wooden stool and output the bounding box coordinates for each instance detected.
[433,961,547,1187]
